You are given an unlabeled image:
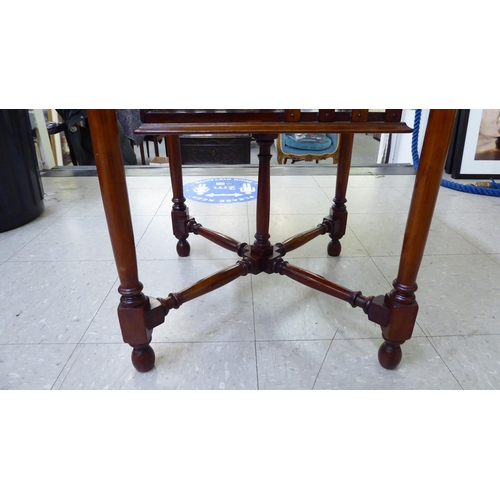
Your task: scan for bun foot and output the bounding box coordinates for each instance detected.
[378,341,403,370]
[176,239,191,257]
[131,345,156,372]
[327,240,342,257]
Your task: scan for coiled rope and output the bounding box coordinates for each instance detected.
[412,109,500,196]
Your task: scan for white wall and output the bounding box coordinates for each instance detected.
[32,109,56,169]
[387,109,429,164]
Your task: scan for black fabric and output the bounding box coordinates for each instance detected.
[0,110,45,231]
[56,110,137,166]
[116,109,144,145]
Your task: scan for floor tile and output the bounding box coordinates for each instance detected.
[311,175,337,189]
[429,335,500,389]
[434,189,500,214]
[256,340,331,390]
[435,212,500,254]
[56,342,258,390]
[314,338,461,389]
[373,254,500,337]
[266,187,332,215]
[314,174,416,190]
[41,177,100,191]
[0,261,117,344]
[9,215,152,261]
[0,344,76,389]
[323,187,412,214]
[252,257,390,341]
[384,174,418,188]
[488,254,500,266]
[348,213,482,257]
[0,215,59,262]
[270,176,319,188]
[136,215,250,260]
[125,176,173,190]
[64,188,170,217]
[40,183,98,217]
[84,259,255,344]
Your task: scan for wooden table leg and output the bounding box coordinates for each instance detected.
[253,135,275,251]
[166,135,192,257]
[88,109,155,372]
[326,133,353,256]
[378,109,457,369]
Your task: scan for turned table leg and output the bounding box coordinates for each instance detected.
[378,109,457,369]
[167,135,191,257]
[88,109,155,372]
[236,134,277,275]
[253,135,275,251]
[326,133,353,256]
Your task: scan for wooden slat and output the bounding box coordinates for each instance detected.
[351,109,369,122]
[142,109,285,123]
[319,109,335,121]
[140,109,405,125]
[284,109,301,122]
[385,109,403,122]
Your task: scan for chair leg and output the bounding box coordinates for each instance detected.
[130,139,146,166]
[154,136,160,157]
[139,142,146,165]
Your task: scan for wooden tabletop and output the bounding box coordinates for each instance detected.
[134,109,414,135]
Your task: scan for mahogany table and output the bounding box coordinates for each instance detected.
[87,109,457,373]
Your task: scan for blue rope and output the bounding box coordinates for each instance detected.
[412,109,500,197]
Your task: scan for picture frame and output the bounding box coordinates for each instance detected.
[448,109,500,179]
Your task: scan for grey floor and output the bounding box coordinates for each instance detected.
[2,135,500,389]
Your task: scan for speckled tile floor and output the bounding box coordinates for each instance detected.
[1,167,500,389]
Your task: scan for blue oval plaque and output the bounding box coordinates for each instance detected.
[184,177,258,204]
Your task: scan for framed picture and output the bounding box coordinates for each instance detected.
[449,109,500,179]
